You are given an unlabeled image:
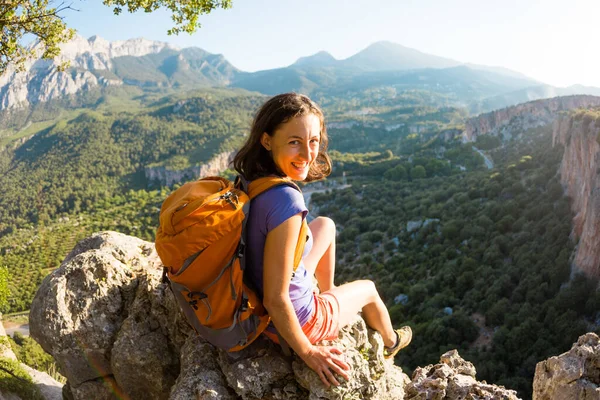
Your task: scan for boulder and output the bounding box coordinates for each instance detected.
[533,332,600,399]
[29,231,523,399]
[29,231,411,399]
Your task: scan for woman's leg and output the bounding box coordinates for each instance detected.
[326,280,397,348]
[304,217,336,292]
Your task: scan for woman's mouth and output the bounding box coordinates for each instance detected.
[292,162,307,170]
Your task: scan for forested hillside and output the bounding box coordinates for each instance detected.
[0,89,265,235]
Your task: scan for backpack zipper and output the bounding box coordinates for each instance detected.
[221,190,239,209]
[170,189,238,229]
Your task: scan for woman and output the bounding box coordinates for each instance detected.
[233,93,411,387]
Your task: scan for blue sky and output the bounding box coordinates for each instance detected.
[64,0,600,88]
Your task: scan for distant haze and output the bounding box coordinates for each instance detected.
[57,0,600,88]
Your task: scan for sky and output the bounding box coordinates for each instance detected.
[62,0,600,88]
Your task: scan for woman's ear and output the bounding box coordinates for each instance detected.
[261,132,272,151]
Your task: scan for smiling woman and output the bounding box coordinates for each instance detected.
[232,93,412,387]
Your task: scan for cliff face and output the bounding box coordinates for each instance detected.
[463,95,600,142]
[144,151,236,187]
[552,114,600,277]
[0,35,238,111]
[0,35,172,110]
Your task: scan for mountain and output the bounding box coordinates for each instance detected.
[231,41,544,103]
[292,51,338,67]
[471,84,600,114]
[0,35,239,110]
[232,63,539,103]
[341,41,462,71]
[4,35,600,125]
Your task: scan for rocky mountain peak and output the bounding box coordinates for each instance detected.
[0,34,225,111]
[342,41,461,71]
[54,34,176,64]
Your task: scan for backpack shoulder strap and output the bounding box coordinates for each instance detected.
[247,176,299,199]
[245,176,307,273]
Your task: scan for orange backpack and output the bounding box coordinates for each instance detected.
[155,176,309,352]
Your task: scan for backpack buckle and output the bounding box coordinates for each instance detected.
[237,242,246,258]
[187,291,207,310]
[240,295,249,312]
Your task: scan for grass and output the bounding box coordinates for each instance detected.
[3,313,28,324]
[0,110,83,148]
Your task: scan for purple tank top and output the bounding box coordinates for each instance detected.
[246,184,315,327]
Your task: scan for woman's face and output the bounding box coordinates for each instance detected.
[260,113,321,181]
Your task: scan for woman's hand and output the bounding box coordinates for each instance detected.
[298,345,351,387]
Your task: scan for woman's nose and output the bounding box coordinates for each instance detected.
[299,143,310,159]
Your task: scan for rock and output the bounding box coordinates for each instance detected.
[407,219,440,234]
[0,34,173,111]
[170,336,237,400]
[19,364,63,400]
[394,294,409,305]
[405,350,520,399]
[533,332,600,399]
[407,220,423,233]
[292,316,409,400]
[29,231,413,399]
[29,231,190,399]
[463,95,600,142]
[218,336,300,399]
[1,316,64,400]
[0,319,18,361]
[553,113,600,278]
[144,150,236,187]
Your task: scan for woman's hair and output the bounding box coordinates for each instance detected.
[233,93,332,182]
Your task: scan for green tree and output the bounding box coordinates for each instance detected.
[411,165,426,180]
[0,0,232,75]
[384,165,407,181]
[0,266,9,313]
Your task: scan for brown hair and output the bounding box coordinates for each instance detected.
[233,93,332,182]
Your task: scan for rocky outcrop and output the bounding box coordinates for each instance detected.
[28,231,517,399]
[463,95,600,142]
[0,316,63,400]
[144,150,236,187]
[29,231,412,399]
[0,34,238,112]
[0,35,171,110]
[552,113,600,277]
[406,350,519,399]
[533,332,600,399]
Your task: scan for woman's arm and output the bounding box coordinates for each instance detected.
[262,213,351,387]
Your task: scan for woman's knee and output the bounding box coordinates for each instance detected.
[353,279,379,303]
[310,216,336,236]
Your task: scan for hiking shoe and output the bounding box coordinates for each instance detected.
[383,326,412,359]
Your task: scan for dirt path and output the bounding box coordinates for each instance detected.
[2,320,30,337]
